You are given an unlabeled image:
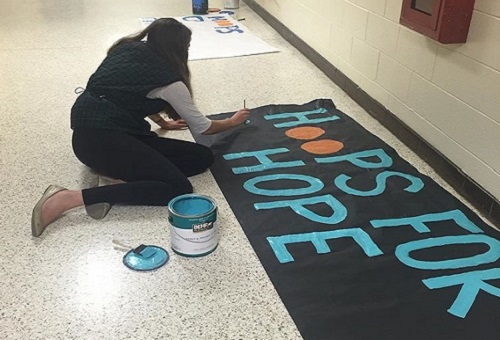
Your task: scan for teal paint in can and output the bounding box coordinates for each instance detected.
[168,194,219,257]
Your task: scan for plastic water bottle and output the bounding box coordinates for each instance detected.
[192,0,208,14]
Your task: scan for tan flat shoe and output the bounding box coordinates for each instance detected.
[85,202,112,220]
[85,175,113,220]
[31,185,67,237]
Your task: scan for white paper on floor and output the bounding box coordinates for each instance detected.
[139,13,279,60]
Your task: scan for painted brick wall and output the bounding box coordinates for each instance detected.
[253,0,500,201]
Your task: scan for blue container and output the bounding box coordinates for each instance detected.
[122,245,169,271]
[192,0,208,14]
[168,194,219,257]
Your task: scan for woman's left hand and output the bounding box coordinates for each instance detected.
[158,119,188,130]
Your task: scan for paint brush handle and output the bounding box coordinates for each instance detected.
[112,239,133,250]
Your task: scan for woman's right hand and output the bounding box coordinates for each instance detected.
[203,108,251,135]
[230,108,251,125]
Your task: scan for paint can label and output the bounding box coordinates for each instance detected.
[168,194,219,257]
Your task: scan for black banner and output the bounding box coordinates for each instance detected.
[194,99,500,340]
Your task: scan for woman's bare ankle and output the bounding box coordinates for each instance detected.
[41,190,84,226]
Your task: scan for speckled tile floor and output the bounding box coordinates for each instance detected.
[0,1,494,339]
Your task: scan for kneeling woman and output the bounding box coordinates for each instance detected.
[32,18,250,237]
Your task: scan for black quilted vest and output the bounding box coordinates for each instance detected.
[71,42,182,135]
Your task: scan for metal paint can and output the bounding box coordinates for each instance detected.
[192,0,208,14]
[168,194,219,257]
[224,0,240,9]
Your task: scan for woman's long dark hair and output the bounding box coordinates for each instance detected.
[108,18,193,96]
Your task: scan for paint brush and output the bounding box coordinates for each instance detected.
[112,239,157,258]
[243,99,251,124]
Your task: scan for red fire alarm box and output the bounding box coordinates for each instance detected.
[400,0,475,44]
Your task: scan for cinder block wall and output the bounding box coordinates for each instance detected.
[252,0,500,201]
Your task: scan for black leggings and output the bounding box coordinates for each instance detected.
[72,128,214,206]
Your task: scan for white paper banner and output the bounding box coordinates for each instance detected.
[139,13,279,60]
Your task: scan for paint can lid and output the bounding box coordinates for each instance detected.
[122,245,169,271]
[168,194,217,218]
